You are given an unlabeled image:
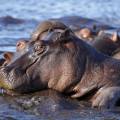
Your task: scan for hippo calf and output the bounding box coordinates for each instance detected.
[1,21,120,108]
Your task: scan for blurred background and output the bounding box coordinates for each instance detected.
[0,0,119,51]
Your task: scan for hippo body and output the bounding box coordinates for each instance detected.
[91,32,120,58]
[91,35,117,56]
[0,21,120,108]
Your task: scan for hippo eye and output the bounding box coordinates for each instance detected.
[34,43,46,55]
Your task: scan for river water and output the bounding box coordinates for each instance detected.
[0,0,120,51]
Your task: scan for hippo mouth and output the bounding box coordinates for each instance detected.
[0,39,50,93]
[0,50,41,91]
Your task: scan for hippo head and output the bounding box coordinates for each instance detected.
[2,39,29,66]
[31,20,68,41]
[0,24,87,94]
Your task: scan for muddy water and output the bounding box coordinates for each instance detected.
[0,89,120,120]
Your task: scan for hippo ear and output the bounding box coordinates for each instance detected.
[57,28,74,43]
[111,32,118,42]
[3,52,14,63]
[16,40,27,52]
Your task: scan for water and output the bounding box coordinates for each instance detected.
[0,0,120,119]
[0,0,120,52]
[0,0,120,23]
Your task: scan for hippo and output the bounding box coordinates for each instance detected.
[74,26,98,43]
[1,39,29,66]
[91,31,120,57]
[75,28,93,41]
[1,21,120,109]
[31,20,68,42]
[31,20,98,44]
[0,39,29,95]
[0,39,28,94]
[31,20,120,59]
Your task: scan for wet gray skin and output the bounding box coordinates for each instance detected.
[2,39,29,66]
[31,20,68,43]
[91,32,120,57]
[1,22,120,109]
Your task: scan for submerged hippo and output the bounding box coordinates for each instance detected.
[2,39,29,66]
[31,20,120,57]
[1,21,120,109]
[31,20,98,43]
[74,26,98,43]
[91,31,120,57]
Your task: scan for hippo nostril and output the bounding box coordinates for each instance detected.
[33,43,46,56]
[34,45,41,51]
